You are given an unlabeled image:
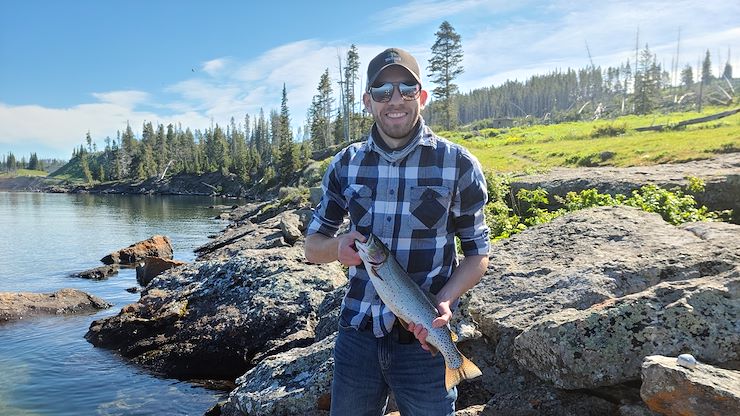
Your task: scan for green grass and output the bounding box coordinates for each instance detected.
[0,169,48,178]
[442,106,740,173]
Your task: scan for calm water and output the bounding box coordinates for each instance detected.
[0,192,235,416]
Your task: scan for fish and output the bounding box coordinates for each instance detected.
[354,233,482,391]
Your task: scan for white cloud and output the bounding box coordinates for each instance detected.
[201,58,230,76]
[0,94,210,159]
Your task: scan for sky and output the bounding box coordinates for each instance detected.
[1,0,739,161]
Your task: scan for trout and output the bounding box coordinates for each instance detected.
[354,233,482,391]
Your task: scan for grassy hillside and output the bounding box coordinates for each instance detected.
[0,169,48,178]
[441,106,740,173]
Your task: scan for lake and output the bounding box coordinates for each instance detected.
[0,192,235,415]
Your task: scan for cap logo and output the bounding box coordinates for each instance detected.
[384,51,401,64]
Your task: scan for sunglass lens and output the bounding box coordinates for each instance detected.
[370,83,394,102]
[399,83,420,100]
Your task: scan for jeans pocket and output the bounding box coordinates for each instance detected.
[410,186,451,229]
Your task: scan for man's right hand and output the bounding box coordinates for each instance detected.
[337,231,365,267]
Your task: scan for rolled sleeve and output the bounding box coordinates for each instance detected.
[453,151,490,257]
[307,153,347,238]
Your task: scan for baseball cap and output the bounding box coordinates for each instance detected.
[366,48,422,90]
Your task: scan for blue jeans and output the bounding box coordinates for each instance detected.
[330,319,457,416]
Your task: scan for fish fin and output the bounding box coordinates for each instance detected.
[450,328,458,343]
[444,354,482,391]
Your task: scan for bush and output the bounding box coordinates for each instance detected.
[483,174,723,240]
[591,123,627,138]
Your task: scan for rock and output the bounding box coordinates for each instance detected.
[676,353,697,369]
[85,246,346,380]
[513,270,739,389]
[279,212,302,245]
[135,256,187,286]
[464,205,738,409]
[126,287,140,294]
[509,153,740,221]
[475,384,619,416]
[73,264,119,280]
[0,288,111,322]
[221,335,335,416]
[101,235,173,265]
[195,220,257,259]
[617,404,661,416]
[640,355,740,416]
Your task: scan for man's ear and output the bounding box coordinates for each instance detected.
[362,92,372,112]
[419,89,429,108]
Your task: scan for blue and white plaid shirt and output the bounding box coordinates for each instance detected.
[307,120,490,337]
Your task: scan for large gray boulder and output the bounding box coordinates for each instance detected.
[640,355,740,416]
[513,270,739,388]
[221,335,336,416]
[1,288,111,322]
[468,206,739,366]
[86,246,346,380]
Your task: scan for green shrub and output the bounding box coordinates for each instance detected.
[591,123,627,138]
[483,174,723,240]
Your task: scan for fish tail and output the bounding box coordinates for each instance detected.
[444,354,482,391]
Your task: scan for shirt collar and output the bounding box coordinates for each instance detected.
[367,118,436,163]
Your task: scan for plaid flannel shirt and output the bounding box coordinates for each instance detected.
[307,120,490,337]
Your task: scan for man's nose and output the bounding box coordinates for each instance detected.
[388,84,404,104]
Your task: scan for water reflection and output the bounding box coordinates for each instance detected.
[0,192,233,415]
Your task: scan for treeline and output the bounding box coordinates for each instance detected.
[444,45,736,126]
[1,152,66,173]
[61,85,312,190]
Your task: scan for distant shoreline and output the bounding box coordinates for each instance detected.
[0,172,254,199]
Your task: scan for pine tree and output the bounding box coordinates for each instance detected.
[633,44,661,114]
[427,21,464,130]
[701,50,712,84]
[309,69,334,150]
[80,154,93,183]
[277,84,298,184]
[722,61,733,80]
[344,44,360,140]
[28,153,39,170]
[680,64,694,88]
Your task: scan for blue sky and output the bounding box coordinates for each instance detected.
[1,0,739,160]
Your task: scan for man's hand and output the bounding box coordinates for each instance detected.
[407,300,453,352]
[337,231,365,267]
[305,231,365,266]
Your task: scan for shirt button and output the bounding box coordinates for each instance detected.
[389,189,395,195]
[386,216,391,222]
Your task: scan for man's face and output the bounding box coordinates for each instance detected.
[363,66,427,149]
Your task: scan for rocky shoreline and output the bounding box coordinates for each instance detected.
[85,201,738,414]
[2,155,738,415]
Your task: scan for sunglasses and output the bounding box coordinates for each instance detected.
[368,82,421,103]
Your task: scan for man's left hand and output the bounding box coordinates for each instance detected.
[407,300,452,352]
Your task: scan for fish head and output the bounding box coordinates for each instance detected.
[354,234,388,266]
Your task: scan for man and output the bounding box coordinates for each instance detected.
[304,47,489,416]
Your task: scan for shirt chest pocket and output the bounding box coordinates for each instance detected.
[410,186,451,230]
[344,184,373,228]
